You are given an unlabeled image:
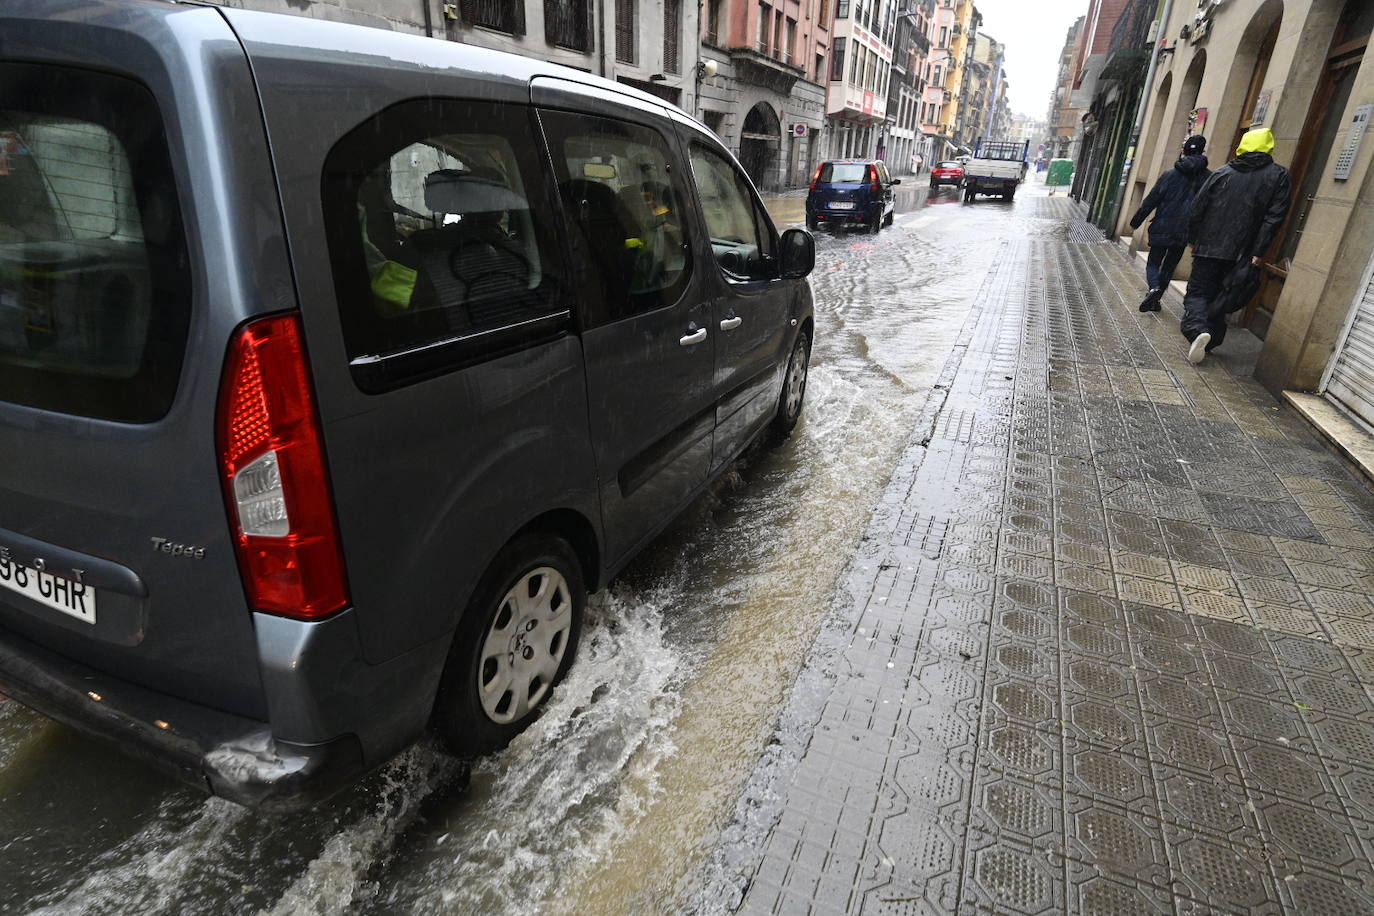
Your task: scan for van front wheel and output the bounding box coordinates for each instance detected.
[769,332,810,444]
[433,534,585,758]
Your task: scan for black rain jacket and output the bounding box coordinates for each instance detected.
[1129,153,1209,247]
[1187,151,1291,261]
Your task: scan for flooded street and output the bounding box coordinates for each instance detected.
[1,180,1058,914]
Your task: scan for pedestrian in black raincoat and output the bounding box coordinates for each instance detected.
[1129,135,1209,312]
[1180,127,1291,364]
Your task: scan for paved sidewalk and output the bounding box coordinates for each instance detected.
[730,203,1374,914]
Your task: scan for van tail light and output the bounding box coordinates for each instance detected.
[869,164,881,191]
[217,313,349,620]
[809,164,823,191]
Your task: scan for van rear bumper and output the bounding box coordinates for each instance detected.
[0,625,363,811]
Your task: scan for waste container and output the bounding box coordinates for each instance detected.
[1046,158,1073,192]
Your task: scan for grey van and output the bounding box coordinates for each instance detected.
[0,0,815,809]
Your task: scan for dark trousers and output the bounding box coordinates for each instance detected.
[1145,245,1185,293]
[1180,255,1231,347]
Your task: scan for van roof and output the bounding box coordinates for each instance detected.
[222,5,697,118]
[11,0,708,132]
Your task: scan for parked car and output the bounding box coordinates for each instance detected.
[805,159,900,233]
[929,161,965,190]
[0,0,816,810]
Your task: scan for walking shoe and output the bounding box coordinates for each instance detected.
[1188,332,1211,364]
[1138,288,1163,312]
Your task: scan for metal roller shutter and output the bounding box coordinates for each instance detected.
[1325,252,1374,426]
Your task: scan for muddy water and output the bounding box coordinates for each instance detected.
[0,182,1032,914]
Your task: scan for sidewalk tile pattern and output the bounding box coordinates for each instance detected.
[738,221,1374,914]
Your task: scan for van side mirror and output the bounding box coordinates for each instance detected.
[779,228,815,279]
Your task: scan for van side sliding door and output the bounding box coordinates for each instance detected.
[532,80,715,567]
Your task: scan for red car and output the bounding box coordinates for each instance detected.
[929,160,965,191]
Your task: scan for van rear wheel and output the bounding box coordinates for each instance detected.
[433,533,584,758]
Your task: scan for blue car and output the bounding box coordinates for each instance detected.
[805,159,900,233]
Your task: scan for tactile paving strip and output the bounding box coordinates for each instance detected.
[723,204,1374,916]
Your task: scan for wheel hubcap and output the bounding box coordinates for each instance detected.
[785,341,808,418]
[477,566,573,725]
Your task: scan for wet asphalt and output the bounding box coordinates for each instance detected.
[7,178,1374,914]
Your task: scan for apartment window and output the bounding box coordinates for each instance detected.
[831,37,846,80]
[933,65,941,84]
[818,0,830,29]
[615,0,636,62]
[706,0,722,44]
[774,11,783,58]
[836,0,849,17]
[758,4,771,54]
[460,0,526,35]
[664,0,681,73]
[816,53,826,82]
[785,18,796,65]
[939,26,948,47]
[544,0,592,51]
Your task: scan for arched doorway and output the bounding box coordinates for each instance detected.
[1167,50,1207,148]
[1252,0,1372,334]
[1126,72,1174,222]
[1229,2,1283,156]
[739,103,781,190]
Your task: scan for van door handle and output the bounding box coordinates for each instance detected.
[720,317,742,331]
[679,328,708,346]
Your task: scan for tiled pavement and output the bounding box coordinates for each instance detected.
[728,206,1374,914]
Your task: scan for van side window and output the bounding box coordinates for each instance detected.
[321,100,567,390]
[539,110,691,326]
[687,143,777,281]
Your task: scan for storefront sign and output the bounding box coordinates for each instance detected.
[1188,107,1208,136]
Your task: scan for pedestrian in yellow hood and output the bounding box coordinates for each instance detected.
[1179,126,1290,364]
[1236,127,1275,156]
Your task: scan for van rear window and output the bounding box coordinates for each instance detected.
[0,64,190,423]
[818,163,867,183]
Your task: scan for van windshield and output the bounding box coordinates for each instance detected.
[0,64,189,423]
[818,163,868,183]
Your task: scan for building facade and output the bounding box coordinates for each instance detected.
[1119,1,1374,432]
[1046,16,1086,159]
[698,0,831,191]
[884,0,935,173]
[919,0,956,159]
[942,0,982,151]
[823,0,899,161]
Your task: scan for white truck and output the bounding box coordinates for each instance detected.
[962,139,1029,202]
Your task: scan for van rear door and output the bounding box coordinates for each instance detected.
[0,5,283,720]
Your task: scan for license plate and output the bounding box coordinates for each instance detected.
[0,556,96,623]
[829,201,856,210]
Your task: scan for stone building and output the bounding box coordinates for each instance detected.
[698,0,832,190]
[1120,1,1374,449]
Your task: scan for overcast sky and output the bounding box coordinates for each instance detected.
[974,0,1085,120]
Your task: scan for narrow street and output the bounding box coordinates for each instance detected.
[5,177,1374,915]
